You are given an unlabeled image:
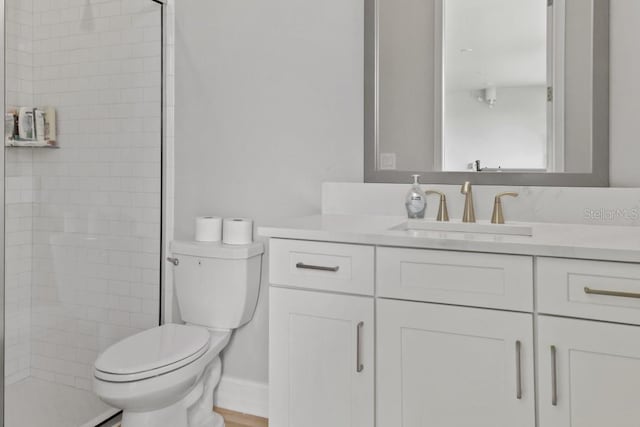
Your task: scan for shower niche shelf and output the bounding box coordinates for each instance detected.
[5,140,59,148]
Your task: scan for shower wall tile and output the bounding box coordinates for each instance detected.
[5,0,35,385]
[6,0,34,108]
[4,0,165,390]
[4,153,34,385]
[11,0,162,390]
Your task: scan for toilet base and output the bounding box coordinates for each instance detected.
[122,399,189,427]
[120,404,225,427]
[192,411,225,427]
[120,356,225,427]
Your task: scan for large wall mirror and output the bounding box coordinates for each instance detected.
[365,0,610,186]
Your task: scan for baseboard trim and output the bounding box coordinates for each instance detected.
[214,376,268,418]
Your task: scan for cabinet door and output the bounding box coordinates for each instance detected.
[269,287,374,427]
[377,299,535,427]
[538,316,640,427]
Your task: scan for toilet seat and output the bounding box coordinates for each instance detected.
[95,324,211,383]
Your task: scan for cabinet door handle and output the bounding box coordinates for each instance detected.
[551,345,558,406]
[515,340,522,400]
[356,321,364,373]
[296,262,340,272]
[584,286,640,299]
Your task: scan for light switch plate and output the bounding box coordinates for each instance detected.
[379,152,397,170]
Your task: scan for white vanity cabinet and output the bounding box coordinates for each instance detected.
[376,247,536,427]
[269,238,374,295]
[266,237,640,427]
[536,257,640,427]
[377,247,533,311]
[377,299,536,427]
[268,239,375,427]
[537,316,640,427]
[537,257,640,325]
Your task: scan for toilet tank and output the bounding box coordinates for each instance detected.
[170,240,264,330]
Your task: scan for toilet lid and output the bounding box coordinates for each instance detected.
[95,324,210,376]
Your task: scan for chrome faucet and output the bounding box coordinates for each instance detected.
[460,181,476,223]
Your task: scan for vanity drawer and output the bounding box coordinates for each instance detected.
[269,239,374,295]
[538,257,640,325]
[377,247,533,311]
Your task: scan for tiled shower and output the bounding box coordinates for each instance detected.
[3,0,165,425]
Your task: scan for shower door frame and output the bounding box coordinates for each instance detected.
[0,0,168,426]
[0,0,6,425]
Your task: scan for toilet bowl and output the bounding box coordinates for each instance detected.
[94,324,230,427]
[93,241,264,427]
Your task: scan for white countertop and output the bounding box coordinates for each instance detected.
[258,214,640,263]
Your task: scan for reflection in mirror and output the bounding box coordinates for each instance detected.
[368,0,609,186]
[443,0,549,172]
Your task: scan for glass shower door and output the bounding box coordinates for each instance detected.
[3,0,164,425]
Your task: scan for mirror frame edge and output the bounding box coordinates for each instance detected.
[364,0,610,187]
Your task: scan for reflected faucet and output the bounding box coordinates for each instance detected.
[460,181,476,223]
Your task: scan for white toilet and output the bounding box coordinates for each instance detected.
[93,240,264,427]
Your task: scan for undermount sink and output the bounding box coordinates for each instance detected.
[391,219,534,237]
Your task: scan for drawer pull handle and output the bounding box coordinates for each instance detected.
[515,340,522,400]
[356,321,364,373]
[296,262,340,272]
[551,345,558,407]
[584,287,640,299]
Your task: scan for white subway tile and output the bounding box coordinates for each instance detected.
[6,0,166,387]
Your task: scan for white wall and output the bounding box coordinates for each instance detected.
[610,0,640,187]
[174,0,364,384]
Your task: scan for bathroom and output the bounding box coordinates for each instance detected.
[1,0,640,426]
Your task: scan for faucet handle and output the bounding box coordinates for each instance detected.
[425,191,449,222]
[491,192,519,224]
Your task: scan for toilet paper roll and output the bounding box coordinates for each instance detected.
[195,216,223,242]
[222,218,254,245]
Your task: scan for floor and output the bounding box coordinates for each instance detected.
[216,408,269,427]
[109,408,267,427]
[5,377,114,427]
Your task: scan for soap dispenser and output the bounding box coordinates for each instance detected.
[405,175,427,219]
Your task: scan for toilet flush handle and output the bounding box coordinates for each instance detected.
[166,257,179,266]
